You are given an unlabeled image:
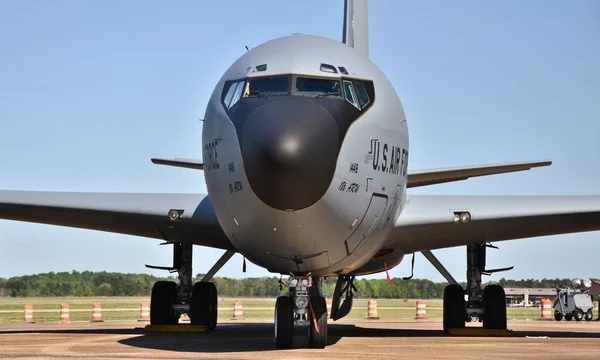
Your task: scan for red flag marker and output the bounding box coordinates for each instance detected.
[384,261,392,285]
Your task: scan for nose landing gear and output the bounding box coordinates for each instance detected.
[274,273,328,349]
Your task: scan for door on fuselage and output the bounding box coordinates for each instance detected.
[344,193,388,255]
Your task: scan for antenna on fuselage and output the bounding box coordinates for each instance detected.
[342,0,369,57]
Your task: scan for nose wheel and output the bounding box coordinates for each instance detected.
[275,296,294,348]
[308,295,328,348]
[274,274,328,349]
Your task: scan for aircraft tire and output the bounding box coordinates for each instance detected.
[190,281,218,330]
[275,296,294,349]
[443,284,466,333]
[150,281,178,325]
[554,311,563,321]
[308,296,328,349]
[565,313,573,321]
[483,285,507,330]
[585,309,593,321]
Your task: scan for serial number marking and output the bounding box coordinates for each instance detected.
[347,182,360,193]
[229,181,243,193]
[203,140,220,171]
[338,181,360,193]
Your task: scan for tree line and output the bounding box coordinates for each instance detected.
[0,271,576,298]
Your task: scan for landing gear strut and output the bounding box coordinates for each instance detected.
[274,273,328,349]
[423,244,512,333]
[147,242,193,326]
[146,243,234,329]
[464,244,511,330]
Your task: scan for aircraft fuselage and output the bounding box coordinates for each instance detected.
[202,35,409,276]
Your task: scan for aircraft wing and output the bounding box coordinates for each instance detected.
[0,190,233,250]
[407,160,552,188]
[151,158,204,170]
[388,195,600,254]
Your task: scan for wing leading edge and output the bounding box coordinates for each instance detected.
[388,195,600,254]
[407,160,552,188]
[151,158,204,170]
[0,191,232,250]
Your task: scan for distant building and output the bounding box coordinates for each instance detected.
[589,280,600,297]
[504,288,557,307]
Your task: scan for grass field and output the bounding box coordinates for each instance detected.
[0,297,553,325]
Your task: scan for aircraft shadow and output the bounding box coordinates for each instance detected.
[2,322,598,353]
[116,322,600,353]
[118,323,337,353]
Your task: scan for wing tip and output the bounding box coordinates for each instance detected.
[531,160,552,168]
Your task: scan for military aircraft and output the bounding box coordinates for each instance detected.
[1,0,599,350]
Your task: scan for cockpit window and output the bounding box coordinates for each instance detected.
[296,77,341,97]
[223,82,238,108]
[353,82,370,108]
[343,81,360,109]
[229,80,245,108]
[222,75,374,113]
[320,63,338,73]
[244,76,289,98]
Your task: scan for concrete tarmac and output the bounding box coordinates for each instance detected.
[1,319,600,359]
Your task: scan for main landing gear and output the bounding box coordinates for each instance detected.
[275,273,328,349]
[146,242,235,329]
[423,243,513,333]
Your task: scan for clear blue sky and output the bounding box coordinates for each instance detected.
[1,1,599,282]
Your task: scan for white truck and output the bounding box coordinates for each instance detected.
[553,279,594,321]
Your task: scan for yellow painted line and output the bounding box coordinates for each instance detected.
[144,324,207,333]
[447,328,512,336]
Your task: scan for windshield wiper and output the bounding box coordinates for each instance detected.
[316,91,340,99]
[247,90,268,99]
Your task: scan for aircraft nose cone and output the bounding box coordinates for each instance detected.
[240,99,340,210]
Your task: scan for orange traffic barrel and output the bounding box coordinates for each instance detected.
[326,298,332,319]
[366,299,379,319]
[91,302,103,322]
[59,304,70,324]
[24,304,35,324]
[232,300,243,320]
[415,299,427,319]
[540,298,552,320]
[138,302,150,322]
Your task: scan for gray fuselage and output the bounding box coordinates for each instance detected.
[202,35,409,277]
